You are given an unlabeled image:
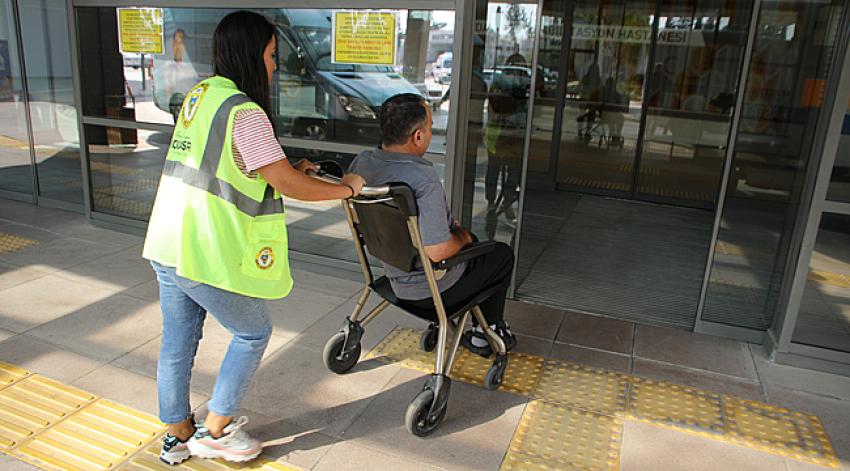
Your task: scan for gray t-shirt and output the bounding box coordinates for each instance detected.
[349,148,466,300]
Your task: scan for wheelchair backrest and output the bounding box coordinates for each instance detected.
[350,183,420,273]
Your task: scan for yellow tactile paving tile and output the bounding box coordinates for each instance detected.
[91,192,153,218]
[503,400,623,471]
[808,270,850,289]
[0,362,31,389]
[453,351,544,396]
[370,328,544,394]
[0,233,38,255]
[368,327,840,468]
[716,240,745,257]
[627,377,725,436]
[88,161,144,177]
[124,442,303,470]
[0,369,304,471]
[0,376,95,451]
[0,135,31,150]
[532,360,629,417]
[367,327,439,373]
[724,397,840,468]
[14,399,164,471]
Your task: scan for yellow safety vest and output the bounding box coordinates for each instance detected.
[143,76,293,299]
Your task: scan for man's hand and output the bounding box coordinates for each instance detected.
[294,159,318,174]
[452,224,474,246]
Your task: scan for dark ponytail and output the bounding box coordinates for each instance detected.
[212,11,275,122]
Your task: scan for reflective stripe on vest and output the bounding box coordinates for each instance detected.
[161,94,284,217]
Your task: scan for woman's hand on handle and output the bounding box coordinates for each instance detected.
[294,159,318,174]
[258,159,358,202]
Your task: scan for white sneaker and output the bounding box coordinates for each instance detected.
[160,433,191,465]
[187,416,262,463]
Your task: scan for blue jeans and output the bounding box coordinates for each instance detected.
[151,261,272,424]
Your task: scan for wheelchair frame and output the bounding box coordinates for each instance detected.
[320,180,509,437]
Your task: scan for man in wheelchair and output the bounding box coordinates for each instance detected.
[349,93,517,358]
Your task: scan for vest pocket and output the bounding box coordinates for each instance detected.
[242,218,289,281]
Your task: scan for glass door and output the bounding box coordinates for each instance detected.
[698,0,848,336]
[554,0,654,198]
[509,0,753,329]
[0,0,35,198]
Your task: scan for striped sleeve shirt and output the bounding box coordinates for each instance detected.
[231,108,286,178]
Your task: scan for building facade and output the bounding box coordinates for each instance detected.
[1,0,848,375]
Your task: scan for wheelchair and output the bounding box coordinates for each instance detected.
[312,165,510,437]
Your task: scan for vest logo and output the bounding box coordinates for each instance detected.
[256,247,275,270]
[171,139,192,152]
[182,83,209,128]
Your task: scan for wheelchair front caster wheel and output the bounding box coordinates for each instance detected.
[484,355,508,391]
[323,332,361,374]
[420,324,438,352]
[405,389,446,437]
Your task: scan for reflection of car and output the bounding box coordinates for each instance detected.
[272,9,424,164]
[482,65,549,96]
[152,8,425,166]
[122,53,152,69]
[432,52,452,84]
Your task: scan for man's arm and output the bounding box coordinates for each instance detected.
[423,226,474,262]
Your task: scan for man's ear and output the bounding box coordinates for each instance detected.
[412,128,423,144]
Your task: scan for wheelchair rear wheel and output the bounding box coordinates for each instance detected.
[323,332,361,374]
[405,389,446,437]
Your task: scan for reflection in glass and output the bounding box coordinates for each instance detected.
[0,0,34,196]
[701,0,846,330]
[86,125,166,220]
[793,213,850,353]
[826,103,850,203]
[19,0,82,204]
[76,7,454,167]
[638,0,752,205]
[461,1,538,245]
[556,0,653,196]
[515,0,720,329]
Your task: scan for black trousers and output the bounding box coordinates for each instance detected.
[406,242,514,326]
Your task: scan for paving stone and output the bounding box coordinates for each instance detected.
[632,358,765,401]
[240,342,403,438]
[0,274,119,333]
[558,310,635,354]
[0,334,104,383]
[27,294,162,363]
[634,324,758,380]
[72,363,209,419]
[343,368,527,471]
[619,421,788,471]
[549,341,631,374]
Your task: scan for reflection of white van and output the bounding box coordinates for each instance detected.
[432,52,452,84]
[152,8,424,162]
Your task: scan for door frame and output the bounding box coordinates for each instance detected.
[764,3,850,375]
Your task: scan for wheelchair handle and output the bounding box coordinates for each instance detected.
[308,164,390,197]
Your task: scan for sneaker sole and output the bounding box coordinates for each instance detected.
[188,443,261,463]
[159,453,190,466]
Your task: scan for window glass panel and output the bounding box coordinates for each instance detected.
[460,1,539,245]
[85,124,165,220]
[792,212,850,353]
[79,6,455,267]
[76,7,453,165]
[701,0,846,330]
[637,0,752,205]
[20,0,82,204]
[826,101,850,203]
[0,0,34,196]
